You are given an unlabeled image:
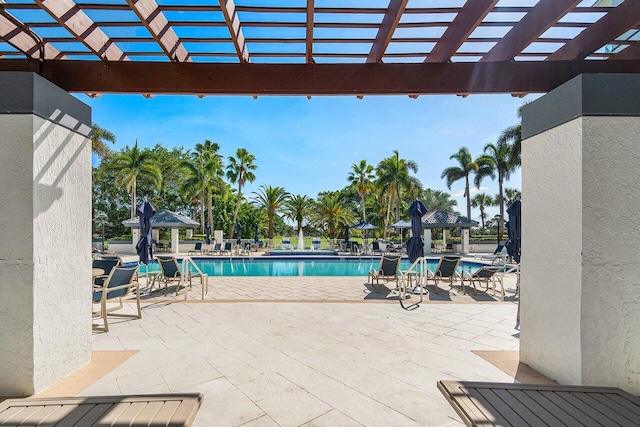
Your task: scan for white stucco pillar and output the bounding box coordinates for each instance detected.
[132,228,140,253]
[0,72,92,396]
[423,229,431,254]
[186,229,193,238]
[442,229,448,246]
[152,229,159,242]
[171,229,179,253]
[521,74,640,393]
[461,229,470,253]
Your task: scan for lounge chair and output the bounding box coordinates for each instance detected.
[473,244,506,262]
[426,256,461,293]
[312,238,321,250]
[461,266,504,299]
[188,241,203,255]
[157,256,191,296]
[92,257,122,287]
[282,239,291,249]
[371,241,383,254]
[220,241,232,255]
[92,265,141,332]
[444,242,454,253]
[209,242,222,255]
[368,255,401,293]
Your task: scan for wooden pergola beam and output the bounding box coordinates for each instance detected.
[548,0,640,61]
[33,0,126,61]
[425,0,498,63]
[0,13,64,60]
[306,0,314,63]
[2,59,640,96]
[611,41,640,60]
[366,0,409,64]
[481,0,581,62]
[126,0,190,62]
[218,0,249,63]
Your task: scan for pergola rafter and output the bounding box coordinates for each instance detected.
[218,0,249,63]
[33,0,127,61]
[0,12,63,60]
[481,0,581,62]
[306,0,314,63]
[425,0,498,63]
[366,0,409,64]
[548,0,640,61]
[126,0,190,62]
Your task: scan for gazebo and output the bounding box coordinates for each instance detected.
[122,209,199,254]
[421,210,478,254]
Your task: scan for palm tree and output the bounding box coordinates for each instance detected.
[376,150,419,227]
[498,101,528,167]
[226,148,257,239]
[347,160,375,221]
[471,193,494,229]
[252,185,289,239]
[284,194,311,233]
[504,188,521,207]
[422,188,457,212]
[191,140,223,231]
[312,191,353,240]
[478,140,517,239]
[441,147,487,221]
[108,141,162,218]
[89,124,116,159]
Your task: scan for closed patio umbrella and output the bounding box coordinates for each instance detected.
[136,200,156,265]
[254,223,259,244]
[344,225,350,243]
[406,199,427,263]
[205,221,211,245]
[505,200,521,263]
[235,223,242,244]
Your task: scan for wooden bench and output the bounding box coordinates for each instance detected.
[0,393,203,426]
[438,381,640,426]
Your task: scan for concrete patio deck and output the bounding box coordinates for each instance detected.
[71,267,525,426]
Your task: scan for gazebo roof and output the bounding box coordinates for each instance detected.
[122,209,199,229]
[421,210,478,229]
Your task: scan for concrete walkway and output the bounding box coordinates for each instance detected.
[79,255,523,426]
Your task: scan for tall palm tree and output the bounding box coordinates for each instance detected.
[441,147,486,221]
[252,185,289,239]
[192,140,223,232]
[89,124,116,159]
[471,193,494,229]
[376,150,419,227]
[347,160,375,221]
[498,101,528,167]
[226,148,257,239]
[284,194,311,234]
[478,140,517,239]
[108,141,162,218]
[312,191,353,240]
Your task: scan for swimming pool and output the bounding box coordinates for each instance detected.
[137,258,487,277]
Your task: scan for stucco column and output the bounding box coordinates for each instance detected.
[0,72,92,396]
[521,74,640,393]
[171,229,179,253]
[461,229,470,253]
[442,229,448,247]
[423,230,431,254]
[186,229,193,238]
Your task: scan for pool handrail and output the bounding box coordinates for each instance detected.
[181,256,209,300]
[399,257,432,303]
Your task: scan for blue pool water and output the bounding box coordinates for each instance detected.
[136,258,486,277]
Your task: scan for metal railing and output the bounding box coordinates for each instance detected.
[181,256,209,300]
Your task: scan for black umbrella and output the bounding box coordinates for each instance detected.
[406,199,427,263]
[254,223,259,244]
[135,199,156,265]
[344,225,350,243]
[205,221,211,245]
[505,200,521,263]
[235,222,242,244]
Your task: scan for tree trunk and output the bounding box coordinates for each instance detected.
[207,187,213,235]
[361,193,366,221]
[384,191,392,239]
[464,175,471,220]
[480,207,485,229]
[130,180,137,219]
[268,212,274,239]
[200,193,205,233]
[230,183,242,238]
[498,176,504,241]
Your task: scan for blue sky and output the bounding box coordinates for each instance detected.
[81,92,532,222]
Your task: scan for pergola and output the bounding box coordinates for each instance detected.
[2,0,640,401]
[0,0,639,96]
[122,209,199,254]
